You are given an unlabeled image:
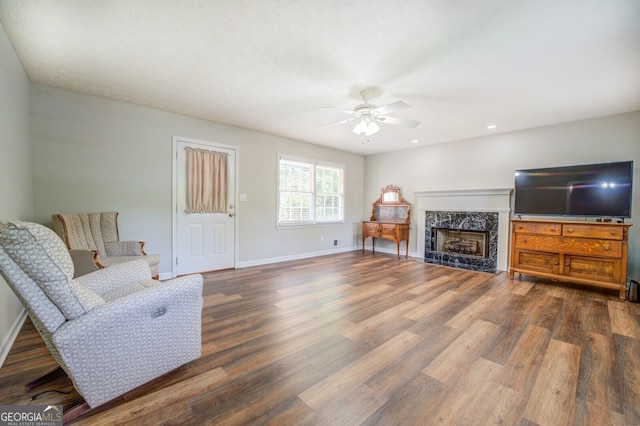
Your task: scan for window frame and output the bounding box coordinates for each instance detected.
[277,154,345,227]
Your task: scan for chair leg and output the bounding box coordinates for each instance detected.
[25,366,66,391]
[25,367,90,423]
[62,402,91,423]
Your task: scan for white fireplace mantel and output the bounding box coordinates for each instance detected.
[415,188,513,271]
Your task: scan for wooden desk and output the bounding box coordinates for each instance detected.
[363,185,411,258]
[362,221,409,258]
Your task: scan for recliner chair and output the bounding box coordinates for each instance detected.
[52,212,160,278]
[0,220,203,422]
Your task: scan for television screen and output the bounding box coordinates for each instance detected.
[514,161,633,218]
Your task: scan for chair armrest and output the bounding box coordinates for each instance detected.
[69,249,101,278]
[104,241,145,256]
[57,274,203,338]
[74,259,152,295]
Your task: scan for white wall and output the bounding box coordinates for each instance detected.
[0,21,32,364]
[364,111,640,279]
[4,13,638,362]
[30,84,365,274]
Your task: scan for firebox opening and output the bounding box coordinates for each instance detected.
[433,228,489,258]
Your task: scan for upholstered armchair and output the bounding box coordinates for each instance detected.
[52,212,160,278]
[0,220,203,422]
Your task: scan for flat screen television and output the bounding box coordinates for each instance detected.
[514,161,633,218]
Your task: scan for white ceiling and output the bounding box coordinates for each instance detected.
[1,0,639,156]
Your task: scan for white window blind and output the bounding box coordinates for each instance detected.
[278,155,344,225]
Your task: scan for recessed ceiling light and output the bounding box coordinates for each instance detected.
[411,139,419,144]
[487,124,497,129]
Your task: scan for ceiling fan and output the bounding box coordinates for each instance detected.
[320,89,421,137]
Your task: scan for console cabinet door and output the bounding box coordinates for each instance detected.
[379,223,398,239]
[363,223,380,238]
[513,249,560,275]
[397,224,409,241]
[564,255,621,283]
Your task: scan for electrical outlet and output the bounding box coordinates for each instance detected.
[333,239,339,246]
[320,235,324,242]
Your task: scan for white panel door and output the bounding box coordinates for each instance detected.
[174,138,236,275]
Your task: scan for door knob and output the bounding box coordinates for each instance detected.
[229,213,235,217]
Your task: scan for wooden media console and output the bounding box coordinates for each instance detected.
[509,219,631,298]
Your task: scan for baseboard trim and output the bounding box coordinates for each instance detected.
[0,308,27,368]
[362,246,419,259]
[165,245,420,276]
[158,272,174,280]
[237,246,359,269]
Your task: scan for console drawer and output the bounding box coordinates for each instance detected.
[513,222,560,235]
[562,224,623,240]
[514,234,622,257]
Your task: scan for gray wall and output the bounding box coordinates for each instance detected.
[364,111,640,279]
[30,84,365,275]
[0,21,32,362]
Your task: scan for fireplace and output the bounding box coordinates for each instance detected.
[415,189,512,272]
[434,228,489,258]
[424,211,498,273]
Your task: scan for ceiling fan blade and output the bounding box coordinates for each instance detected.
[317,116,358,129]
[323,106,357,115]
[373,101,411,115]
[377,116,421,128]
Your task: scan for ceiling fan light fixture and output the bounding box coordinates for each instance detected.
[321,88,419,136]
[353,119,380,137]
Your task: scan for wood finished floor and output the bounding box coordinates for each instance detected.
[1,251,639,425]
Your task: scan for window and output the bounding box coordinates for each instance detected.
[278,155,344,225]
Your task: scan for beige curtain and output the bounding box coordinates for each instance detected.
[185,147,229,213]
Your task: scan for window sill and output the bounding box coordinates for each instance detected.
[276,221,346,229]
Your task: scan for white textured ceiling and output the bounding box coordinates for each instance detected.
[1,0,639,155]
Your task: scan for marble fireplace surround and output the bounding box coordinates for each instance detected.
[415,189,512,272]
